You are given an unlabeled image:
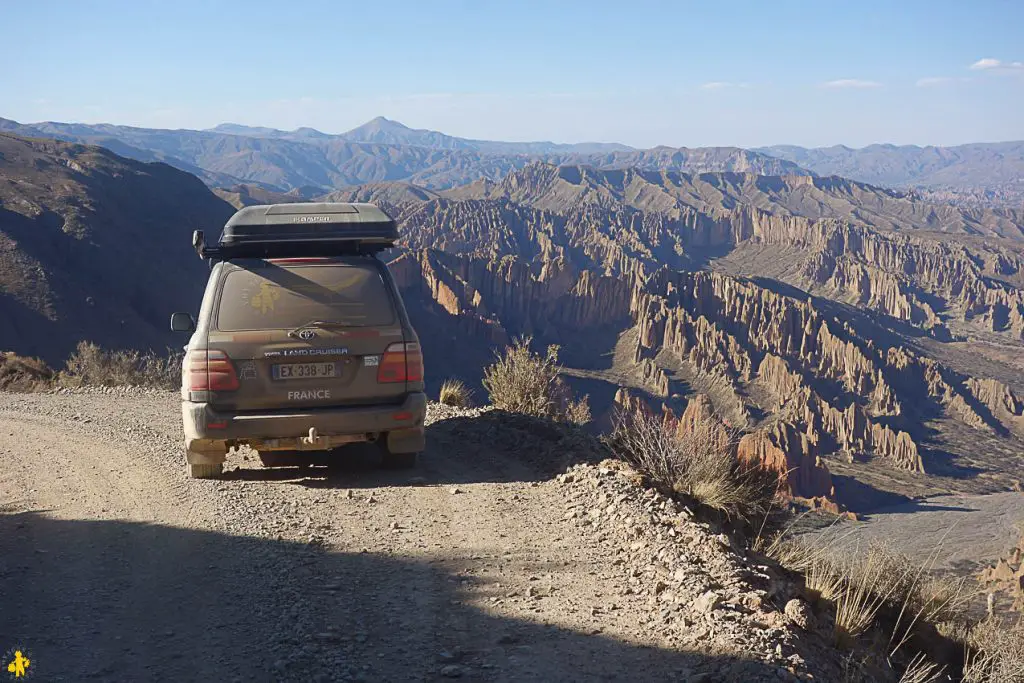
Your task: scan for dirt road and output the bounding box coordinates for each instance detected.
[816,492,1024,577]
[0,390,805,682]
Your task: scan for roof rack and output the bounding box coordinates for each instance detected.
[194,202,398,262]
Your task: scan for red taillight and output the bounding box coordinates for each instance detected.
[377,343,423,383]
[188,349,240,391]
[406,343,424,382]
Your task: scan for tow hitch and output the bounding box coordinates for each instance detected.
[302,426,322,447]
[254,428,372,452]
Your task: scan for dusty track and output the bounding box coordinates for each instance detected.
[0,390,792,682]
[818,491,1024,578]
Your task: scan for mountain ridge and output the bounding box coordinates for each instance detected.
[0,116,809,192]
[0,133,234,361]
[757,141,1024,202]
[7,115,1023,201]
[206,115,638,155]
[440,162,1024,241]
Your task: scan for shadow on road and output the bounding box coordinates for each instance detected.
[223,410,610,491]
[861,498,977,519]
[831,474,915,514]
[1,510,801,682]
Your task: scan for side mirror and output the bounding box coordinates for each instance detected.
[192,230,205,257]
[170,312,195,333]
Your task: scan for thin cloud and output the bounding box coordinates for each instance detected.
[915,77,954,87]
[821,79,882,89]
[699,81,750,90]
[970,58,1024,71]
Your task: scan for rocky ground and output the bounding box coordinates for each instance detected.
[0,389,911,682]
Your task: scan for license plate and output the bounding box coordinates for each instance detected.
[272,362,337,380]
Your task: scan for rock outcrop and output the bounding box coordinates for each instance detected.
[389,249,634,344]
[968,378,1024,420]
[381,163,1024,511]
[736,422,840,512]
[612,387,843,511]
[629,269,929,470]
[395,243,1021,506]
[792,222,1024,340]
[397,165,1024,342]
[979,534,1024,612]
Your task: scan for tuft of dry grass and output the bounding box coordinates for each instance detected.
[766,531,977,677]
[59,341,182,390]
[438,378,473,408]
[0,352,55,392]
[806,556,846,606]
[899,653,945,683]
[961,616,1024,683]
[482,337,590,425]
[833,549,892,648]
[608,407,779,522]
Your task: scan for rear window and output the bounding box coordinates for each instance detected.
[216,261,396,331]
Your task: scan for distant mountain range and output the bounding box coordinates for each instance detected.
[210,116,635,155]
[0,116,807,193]
[757,142,1024,202]
[4,116,1021,206]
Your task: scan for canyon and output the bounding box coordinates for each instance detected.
[3,133,1023,514]
[380,163,1024,512]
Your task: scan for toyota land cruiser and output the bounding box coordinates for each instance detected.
[170,202,425,479]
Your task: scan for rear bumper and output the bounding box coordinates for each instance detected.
[182,392,426,463]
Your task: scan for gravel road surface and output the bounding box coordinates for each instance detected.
[0,390,808,682]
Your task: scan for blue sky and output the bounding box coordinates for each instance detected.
[3,0,1023,148]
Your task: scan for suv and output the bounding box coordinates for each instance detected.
[170,202,426,479]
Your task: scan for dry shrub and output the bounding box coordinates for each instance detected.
[767,533,971,677]
[482,338,590,425]
[439,378,473,408]
[608,407,778,522]
[0,352,55,391]
[961,617,1024,683]
[806,555,846,606]
[833,548,894,648]
[899,653,945,683]
[60,341,182,389]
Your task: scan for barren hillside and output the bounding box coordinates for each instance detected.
[0,134,234,362]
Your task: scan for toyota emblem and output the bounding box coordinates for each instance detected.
[298,329,317,341]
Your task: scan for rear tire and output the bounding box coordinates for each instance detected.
[187,463,223,479]
[380,449,418,470]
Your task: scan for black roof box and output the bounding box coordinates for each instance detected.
[194,202,398,260]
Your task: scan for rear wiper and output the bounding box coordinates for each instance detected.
[287,320,347,338]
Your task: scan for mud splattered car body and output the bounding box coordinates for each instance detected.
[171,203,425,478]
